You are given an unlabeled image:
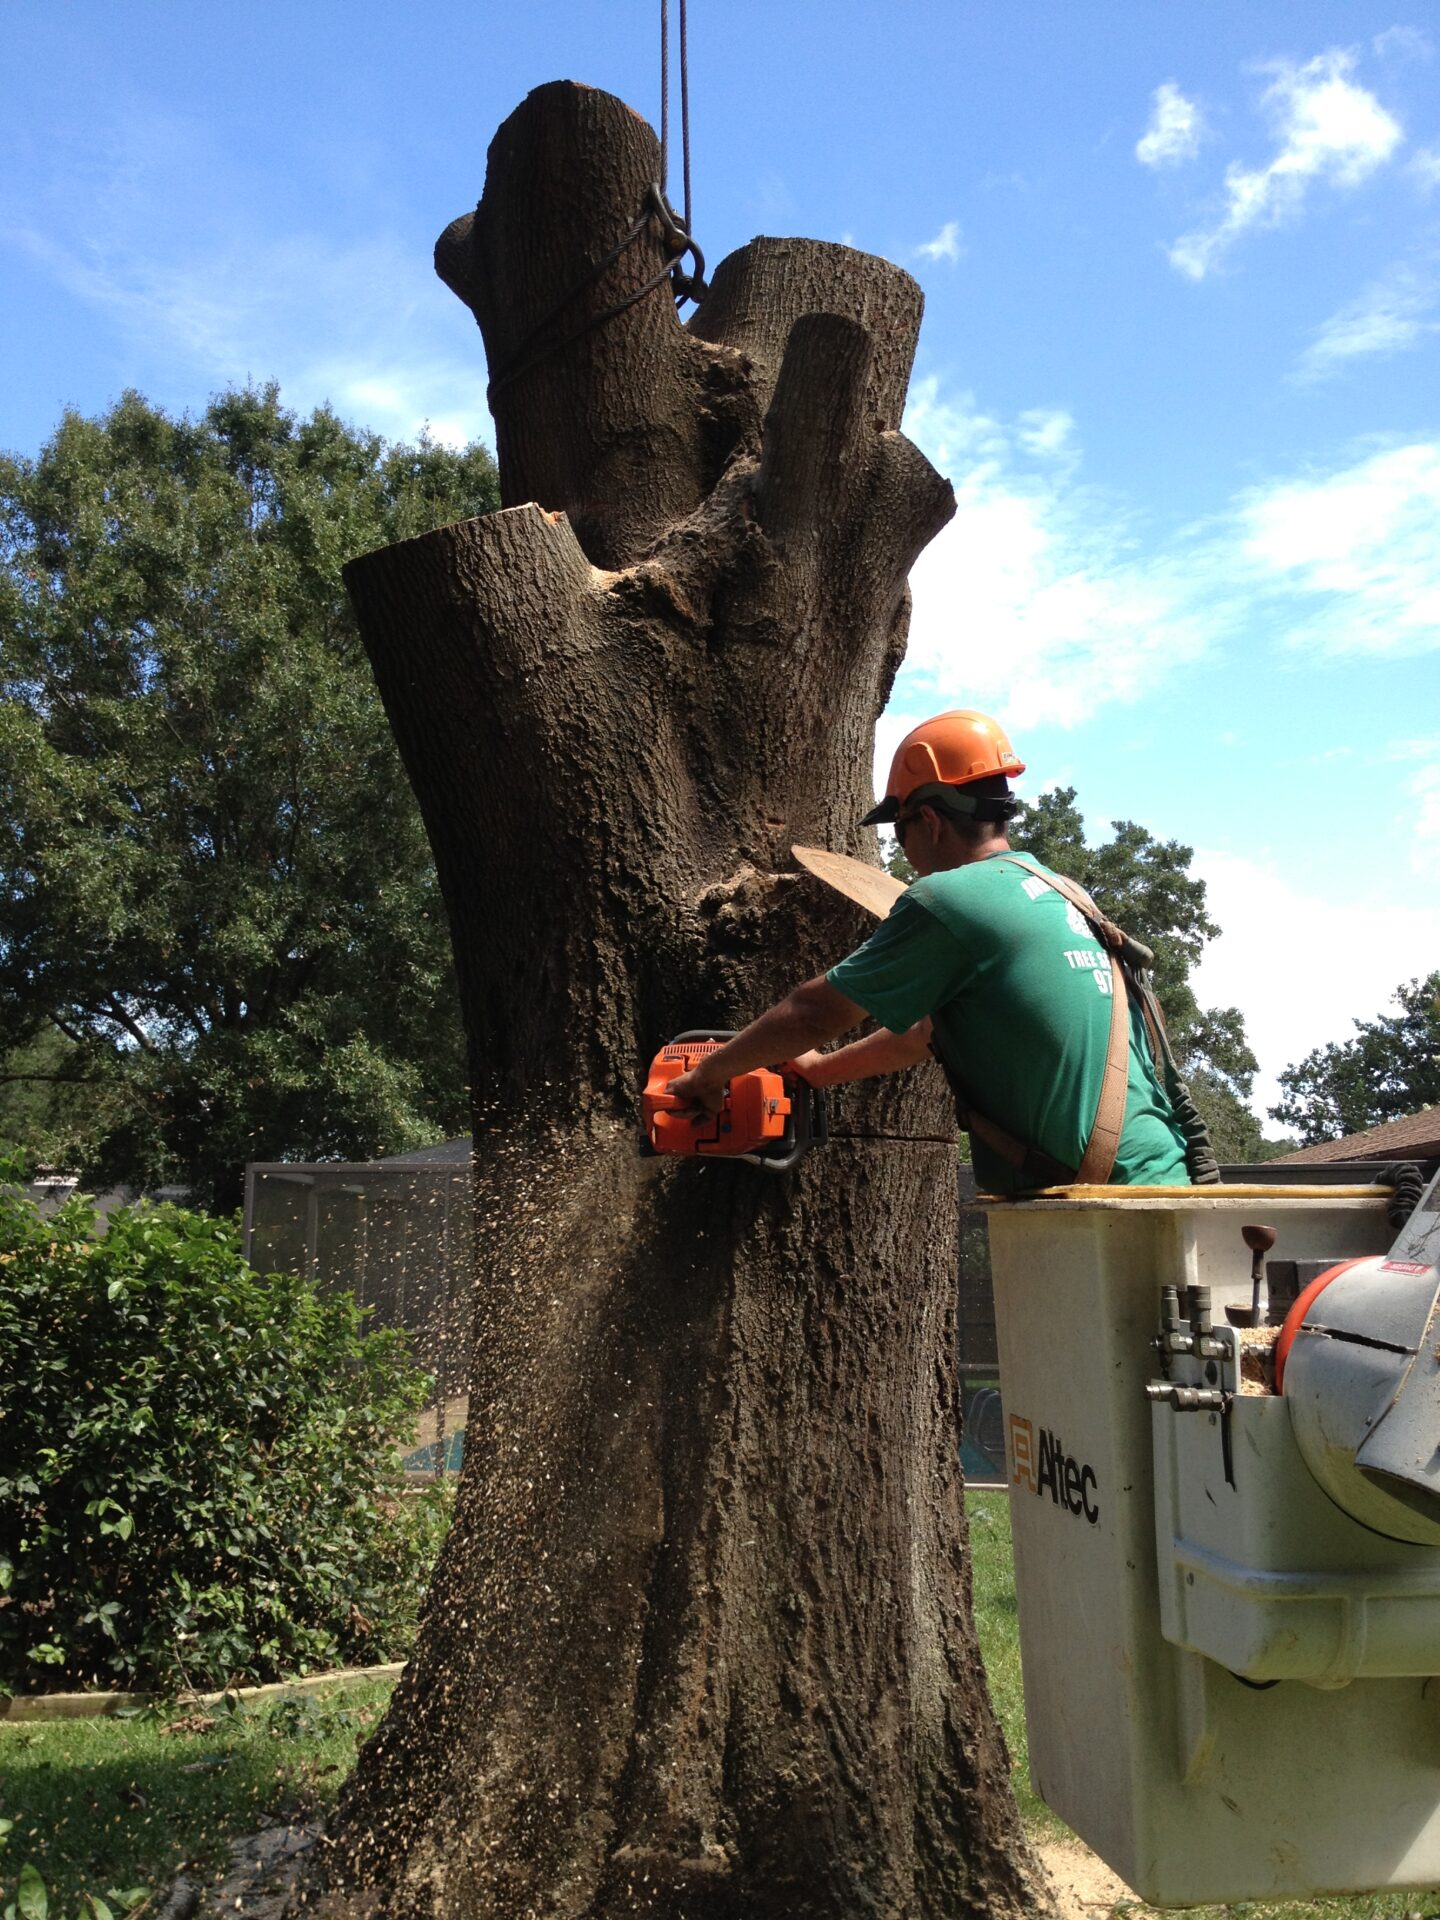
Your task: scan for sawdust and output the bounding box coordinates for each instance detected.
[1238,1323,1279,1393]
[185,1819,1142,1920]
[1036,1833,1146,1917]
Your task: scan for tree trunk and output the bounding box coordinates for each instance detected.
[314,80,1052,1920]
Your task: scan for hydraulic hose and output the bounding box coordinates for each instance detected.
[1132,971,1220,1185]
[1375,1160,1427,1233]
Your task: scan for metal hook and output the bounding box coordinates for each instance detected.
[645,182,708,307]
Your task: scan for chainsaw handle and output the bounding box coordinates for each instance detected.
[737,1082,828,1174]
[655,1033,733,1119]
[650,1092,711,1127]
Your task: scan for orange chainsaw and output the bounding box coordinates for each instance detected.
[641,1030,828,1173]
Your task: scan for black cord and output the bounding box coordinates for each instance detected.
[659,0,704,306]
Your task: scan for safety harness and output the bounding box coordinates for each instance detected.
[933,855,1220,1189]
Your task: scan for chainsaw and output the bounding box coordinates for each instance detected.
[641,1030,828,1173]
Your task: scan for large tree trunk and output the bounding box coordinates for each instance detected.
[315,81,1052,1920]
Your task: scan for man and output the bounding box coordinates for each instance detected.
[668,708,1192,1193]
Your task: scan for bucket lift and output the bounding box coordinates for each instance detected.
[988,1169,1440,1907]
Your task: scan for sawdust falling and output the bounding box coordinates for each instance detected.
[281,1084,1044,1918]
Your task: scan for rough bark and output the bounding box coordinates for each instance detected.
[312,80,1052,1920]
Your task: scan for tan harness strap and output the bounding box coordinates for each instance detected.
[1074,945,1129,1184]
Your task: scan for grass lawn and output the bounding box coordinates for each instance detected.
[0,1680,396,1912]
[967,1488,1438,1920]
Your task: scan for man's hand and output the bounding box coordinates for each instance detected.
[666,1059,728,1118]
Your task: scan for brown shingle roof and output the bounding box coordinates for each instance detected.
[1273,1105,1440,1164]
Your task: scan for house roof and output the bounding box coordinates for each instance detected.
[1271,1105,1440,1165]
[380,1137,474,1166]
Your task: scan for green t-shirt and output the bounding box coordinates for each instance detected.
[826,853,1189,1195]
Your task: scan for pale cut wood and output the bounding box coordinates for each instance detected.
[791,844,907,921]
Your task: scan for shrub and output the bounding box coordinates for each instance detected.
[0,1180,445,1693]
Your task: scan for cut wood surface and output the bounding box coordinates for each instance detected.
[791,843,907,921]
[311,78,1052,1920]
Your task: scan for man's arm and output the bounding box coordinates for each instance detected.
[667,977,866,1115]
[791,1017,933,1088]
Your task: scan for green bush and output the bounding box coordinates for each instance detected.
[0,1180,446,1694]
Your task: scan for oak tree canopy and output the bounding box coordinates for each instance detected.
[0,386,499,1207]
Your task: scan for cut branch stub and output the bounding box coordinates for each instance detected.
[690,236,924,430]
[435,82,942,578]
[757,312,874,553]
[437,80,723,569]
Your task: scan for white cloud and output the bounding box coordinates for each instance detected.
[1016,408,1076,458]
[1295,263,1440,380]
[1407,763,1440,876]
[1411,146,1440,189]
[916,220,964,265]
[750,171,798,222]
[11,216,493,449]
[1373,25,1433,63]
[1237,441,1440,656]
[1168,49,1404,280]
[897,375,1440,746]
[900,378,1219,731]
[1390,737,1440,878]
[1136,82,1206,168]
[3,108,493,450]
[902,379,1009,468]
[1192,847,1440,1116]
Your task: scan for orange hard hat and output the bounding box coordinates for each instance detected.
[861,710,1025,825]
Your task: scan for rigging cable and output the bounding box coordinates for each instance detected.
[659,0,705,304]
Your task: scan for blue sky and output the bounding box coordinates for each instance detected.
[4,2,1438,1121]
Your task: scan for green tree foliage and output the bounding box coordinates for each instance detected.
[0,1176,448,1693]
[0,1027,136,1178]
[884,790,1289,1162]
[0,387,499,1208]
[1271,971,1440,1145]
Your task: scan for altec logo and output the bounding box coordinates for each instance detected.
[1008,1414,1099,1525]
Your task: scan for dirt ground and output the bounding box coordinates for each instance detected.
[1037,1833,1143,1916]
[147,1820,321,1920]
[187,1820,1140,1920]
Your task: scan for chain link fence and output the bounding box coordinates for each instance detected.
[243,1141,474,1476]
[242,1146,1010,1488]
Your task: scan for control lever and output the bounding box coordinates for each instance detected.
[1226,1224,1276,1330]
